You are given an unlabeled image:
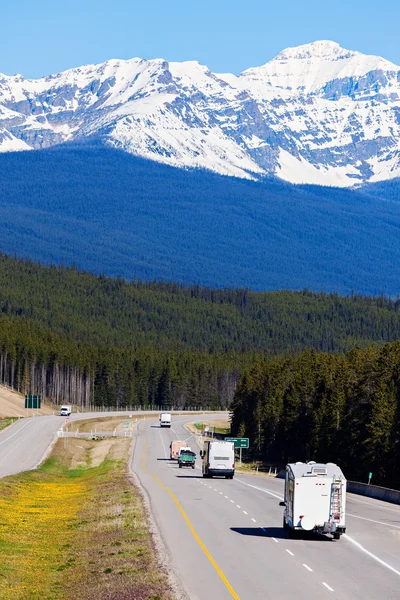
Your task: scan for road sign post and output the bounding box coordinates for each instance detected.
[225,437,249,448]
[25,395,41,410]
[225,438,249,465]
[368,472,373,484]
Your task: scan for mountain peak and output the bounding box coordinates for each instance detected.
[274,40,355,62]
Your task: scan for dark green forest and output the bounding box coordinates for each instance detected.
[1,253,400,485]
[231,342,400,488]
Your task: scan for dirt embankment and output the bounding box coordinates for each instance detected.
[0,385,54,417]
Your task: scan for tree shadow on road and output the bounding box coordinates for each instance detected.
[175,475,203,479]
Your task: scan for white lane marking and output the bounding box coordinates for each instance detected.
[322,582,334,592]
[236,478,284,500]
[303,564,313,572]
[214,488,218,491]
[171,428,177,435]
[219,492,223,495]
[348,495,400,514]
[0,419,32,446]
[286,549,294,556]
[230,500,234,503]
[344,534,400,578]
[271,537,278,543]
[347,512,400,529]
[251,518,257,523]
[225,495,229,499]
[1,423,43,461]
[243,510,248,515]
[236,505,241,508]
[261,527,266,532]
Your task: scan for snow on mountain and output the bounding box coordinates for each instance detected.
[1,40,400,186]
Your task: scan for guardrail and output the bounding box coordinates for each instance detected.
[347,480,400,505]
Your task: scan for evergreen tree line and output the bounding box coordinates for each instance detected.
[1,253,400,354]
[231,342,400,488]
[0,314,243,409]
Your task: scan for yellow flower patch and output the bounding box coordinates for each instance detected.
[0,477,87,599]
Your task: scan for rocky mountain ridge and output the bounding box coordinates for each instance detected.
[1,40,400,187]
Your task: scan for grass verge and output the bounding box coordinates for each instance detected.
[0,437,173,600]
[0,417,17,432]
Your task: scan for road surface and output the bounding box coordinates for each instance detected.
[2,412,400,599]
[0,411,219,478]
[132,414,400,600]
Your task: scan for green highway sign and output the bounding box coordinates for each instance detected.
[25,394,41,409]
[225,437,249,449]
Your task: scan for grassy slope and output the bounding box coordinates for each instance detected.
[0,437,172,600]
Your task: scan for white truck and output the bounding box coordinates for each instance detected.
[282,461,346,540]
[200,440,235,479]
[159,412,172,428]
[60,405,72,416]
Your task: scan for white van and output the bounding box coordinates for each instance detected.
[200,440,235,479]
[160,413,172,428]
[60,405,72,416]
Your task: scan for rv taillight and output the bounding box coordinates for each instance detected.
[232,464,234,468]
[299,515,304,519]
[334,515,340,520]
[207,463,210,468]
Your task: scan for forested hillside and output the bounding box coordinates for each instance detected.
[1,254,400,486]
[2,145,400,295]
[231,342,400,488]
[1,253,400,354]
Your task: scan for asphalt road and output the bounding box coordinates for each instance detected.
[0,411,211,478]
[132,415,400,600]
[2,412,400,599]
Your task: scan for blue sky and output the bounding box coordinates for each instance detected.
[3,0,400,78]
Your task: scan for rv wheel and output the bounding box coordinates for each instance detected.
[333,532,341,540]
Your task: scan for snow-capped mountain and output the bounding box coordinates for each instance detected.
[1,40,400,187]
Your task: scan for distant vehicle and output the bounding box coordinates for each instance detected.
[160,412,172,428]
[282,462,346,540]
[60,405,72,416]
[170,441,187,460]
[200,440,235,479]
[178,449,196,469]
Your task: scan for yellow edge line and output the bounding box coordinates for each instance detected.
[142,438,240,600]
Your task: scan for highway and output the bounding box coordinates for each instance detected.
[132,414,400,600]
[2,412,400,599]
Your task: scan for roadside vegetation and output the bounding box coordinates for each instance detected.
[0,417,15,432]
[0,436,172,600]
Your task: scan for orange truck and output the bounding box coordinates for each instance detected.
[170,440,187,460]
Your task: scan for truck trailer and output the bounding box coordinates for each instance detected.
[169,441,187,460]
[159,413,172,428]
[282,461,346,539]
[200,440,235,479]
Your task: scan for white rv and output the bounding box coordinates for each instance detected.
[200,440,235,479]
[282,461,346,540]
[60,405,72,416]
[159,412,172,428]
